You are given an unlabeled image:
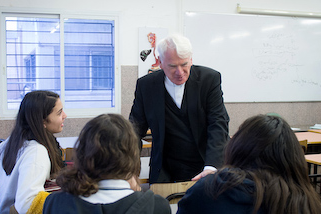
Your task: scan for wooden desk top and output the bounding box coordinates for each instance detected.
[295,132,321,145]
[142,140,152,148]
[139,157,150,183]
[308,129,321,134]
[142,129,152,148]
[305,154,321,165]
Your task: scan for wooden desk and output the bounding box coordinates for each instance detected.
[142,140,152,148]
[305,154,321,165]
[305,154,321,177]
[305,154,321,176]
[305,154,321,191]
[308,129,321,134]
[295,132,321,145]
[150,181,196,204]
[139,157,150,183]
[142,129,152,148]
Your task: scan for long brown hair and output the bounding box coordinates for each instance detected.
[206,114,321,214]
[56,114,141,196]
[2,90,64,176]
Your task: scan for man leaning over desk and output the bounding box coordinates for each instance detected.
[129,34,229,184]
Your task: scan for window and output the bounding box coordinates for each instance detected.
[0,10,119,119]
[24,52,36,95]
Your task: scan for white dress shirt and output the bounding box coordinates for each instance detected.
[164,76,185,109]
[79,179,134,204]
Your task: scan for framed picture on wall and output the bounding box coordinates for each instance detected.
[138,27,168,78]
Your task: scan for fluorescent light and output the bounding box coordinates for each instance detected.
[301,20,321,25]
[237,4,321,18]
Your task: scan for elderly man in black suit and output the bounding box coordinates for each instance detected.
[130,34,229,184]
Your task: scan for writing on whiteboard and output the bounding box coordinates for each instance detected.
[252,33,298,81]
[185,12,321,101]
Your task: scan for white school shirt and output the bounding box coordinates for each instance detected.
[164,76,217,173]
[79,179,134,204]
[0,139,51,214]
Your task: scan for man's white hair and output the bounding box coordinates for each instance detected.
[157,34,193,61]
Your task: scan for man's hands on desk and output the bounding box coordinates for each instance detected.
[191,169,217,181]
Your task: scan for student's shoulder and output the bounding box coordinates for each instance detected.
[21,140,49,158]
[44,191,76,206]
[132,190,171,213]
[23,139,45,149]
[150,191,171,207]
[0,138,8,152]
[46,191,72,200]
[43,192,78,213]
[135,189,168,202]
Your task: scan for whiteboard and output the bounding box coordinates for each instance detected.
[184,12,321,102]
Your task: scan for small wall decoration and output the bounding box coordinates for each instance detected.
[138,27,168,77]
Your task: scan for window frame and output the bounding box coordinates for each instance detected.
[0,7,120,120]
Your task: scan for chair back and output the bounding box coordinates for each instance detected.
[299,139,308,154]
[62,147,74,161]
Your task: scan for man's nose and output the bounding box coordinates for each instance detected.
[176,66,184,75]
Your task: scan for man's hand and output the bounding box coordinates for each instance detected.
[191,169,216,181]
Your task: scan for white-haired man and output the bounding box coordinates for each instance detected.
[130,34,230,184]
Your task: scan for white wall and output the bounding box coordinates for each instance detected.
[1,0,321,66]
[1,0,321,138]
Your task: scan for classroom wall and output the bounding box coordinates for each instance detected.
[1,0,321,139]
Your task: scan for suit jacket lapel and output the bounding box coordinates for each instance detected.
[152,72,166,145]
[185,66,200,144]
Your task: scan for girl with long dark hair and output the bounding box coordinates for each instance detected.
[0,90,67,213]
[178,114,321,214]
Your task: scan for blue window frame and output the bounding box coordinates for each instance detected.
[24,52,36,95]
[1,11,119,118]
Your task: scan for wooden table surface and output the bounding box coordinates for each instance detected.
[308,129,321,134]
[305,154,321,165]
[295,132,321,145]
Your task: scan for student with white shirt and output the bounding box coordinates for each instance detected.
[0,90,67,214]
[129,34,230,184]
[43,114,171,214]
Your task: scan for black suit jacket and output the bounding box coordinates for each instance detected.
[129,65,229,183]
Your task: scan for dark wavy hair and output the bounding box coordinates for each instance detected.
[2,90,64,176]
[206,114,321,214]
[56,114,141,196]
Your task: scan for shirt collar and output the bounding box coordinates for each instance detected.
[164,76,185,109]
[98,179,131,189]
[164,76,186,88]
